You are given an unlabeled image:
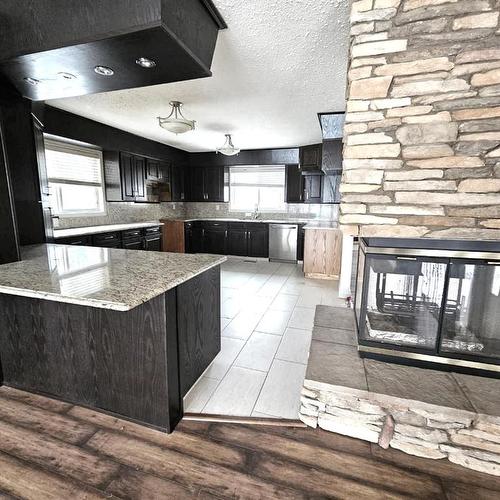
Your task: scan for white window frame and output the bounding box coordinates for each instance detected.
[44,138,107,218]
[228,165,286,213]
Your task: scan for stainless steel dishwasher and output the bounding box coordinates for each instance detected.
[269,223,298,263]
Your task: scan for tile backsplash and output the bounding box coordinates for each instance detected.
[184,202,339,221]
[57,201,338,229]
[56,202,186,229]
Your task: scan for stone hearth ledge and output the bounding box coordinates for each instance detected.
[0,244,226,311]
[300,306,500,477]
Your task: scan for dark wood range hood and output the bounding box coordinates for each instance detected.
[0,0,226,101]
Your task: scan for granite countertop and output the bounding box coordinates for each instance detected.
[53,221,164,239]
[303,221,339,230]
[0,244,226,311]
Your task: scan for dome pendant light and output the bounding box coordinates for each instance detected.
[158,101,195,134]
[216,134,240,156]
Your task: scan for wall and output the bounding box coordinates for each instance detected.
[340,0,500,239]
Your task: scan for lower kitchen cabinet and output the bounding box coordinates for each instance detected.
[247,224,269,258]
[203,222,227,254]
[303,228,342,279]
[185,222,203,253]
[227,223,247,256]
[57,226,162,251]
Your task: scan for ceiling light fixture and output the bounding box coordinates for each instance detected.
[136,57,156,68]
[24,77,40,86]
[157,101,195,134]
[216,134,240,156]
[94,65,114,76]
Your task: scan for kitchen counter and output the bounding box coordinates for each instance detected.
[182,217,336,224]
[0,243,226,311]
[53,221,164,239]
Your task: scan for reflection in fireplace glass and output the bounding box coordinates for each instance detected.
[441,262,500,358]
[360,256,447,350]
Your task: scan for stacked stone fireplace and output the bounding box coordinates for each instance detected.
[340,0,500,240]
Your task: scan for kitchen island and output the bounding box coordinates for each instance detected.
[0,244,225,432]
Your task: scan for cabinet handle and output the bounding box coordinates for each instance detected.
[225,230,228,238]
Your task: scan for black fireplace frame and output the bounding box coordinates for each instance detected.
[354,237,500,377]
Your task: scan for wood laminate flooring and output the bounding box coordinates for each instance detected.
[0,386,499,499]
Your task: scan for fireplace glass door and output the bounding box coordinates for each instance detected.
[359,255,447,350]
[440,260,500,359]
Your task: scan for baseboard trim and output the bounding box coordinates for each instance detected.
[183,413,306,427]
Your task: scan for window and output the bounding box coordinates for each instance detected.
[229,166,285,212]
[45,138,106,216]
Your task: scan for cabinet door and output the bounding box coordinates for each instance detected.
[171,164,186,201]
[300,144,322,171]
[322,170,342,203]
[189,166,205,201]
[247,225,269,258]
[146,159,160,180]
[123,238,143,250]
[285,164,303,203]
[297,225,305,261]
[227,224,247,256]
[304,174,322,203]
[120,153,136,201]
[203,227,226,254]
[144,237,161,251]
[133,156,147,201]
[204,166,224,201]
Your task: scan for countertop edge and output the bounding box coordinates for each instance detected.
[0,254,227,312]
[53,221,164,239]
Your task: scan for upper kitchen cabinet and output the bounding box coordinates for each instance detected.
[299,143,322,172]
[0,0,226,101]
[188,166,226,202]
[285,164,303,203]
[171,164,186,202]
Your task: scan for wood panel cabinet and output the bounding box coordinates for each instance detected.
[203,222,227,254]
[188,166,225,202]
[171,164,186,201]
[227,223,247,256]
[247,224,269,258]
[299,144,322,172]
[285,164,303,203]
[303,174,322,204]
[303,228,342,279]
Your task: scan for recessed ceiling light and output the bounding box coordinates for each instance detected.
[94,65,114,76]
[24,77,40,86]
[58,72,77,80]
[136,57,156,68]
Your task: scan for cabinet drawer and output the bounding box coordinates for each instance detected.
[93,232,121,245]
[122,228,143,239]
[204,221,227,230]
[144,226,161,234]
[59,235,93,246]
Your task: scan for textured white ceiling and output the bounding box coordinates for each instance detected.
[47,0,350,152]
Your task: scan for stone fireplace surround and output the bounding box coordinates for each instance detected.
[300,306,500,477]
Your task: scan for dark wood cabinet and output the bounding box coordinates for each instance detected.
[185,222,203,254]
[146,158,170,182]
[118,152,147,202]
[322,170,342,204]
[299,144,322,172]
[202,222,227,254]
[143,226,162,251]
[247,224,269,258]
[122,238,143,250]
[188,166,225,202]
[303,173,323,204]
[297,225,305,261]
[227,223,247,256]
[171,164,186,201]
[285,164,303,203]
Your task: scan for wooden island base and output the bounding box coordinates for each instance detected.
[0,266,221,433]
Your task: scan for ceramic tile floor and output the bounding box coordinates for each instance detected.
[184,257,345,419]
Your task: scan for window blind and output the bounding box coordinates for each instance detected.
[45,139,103,185]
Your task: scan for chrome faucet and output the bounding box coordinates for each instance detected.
[252,206,260,219]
